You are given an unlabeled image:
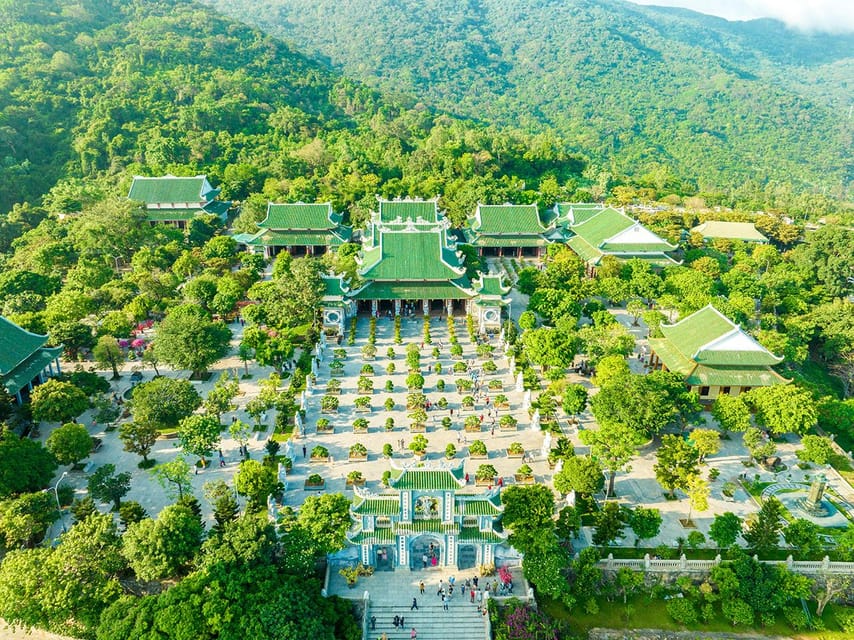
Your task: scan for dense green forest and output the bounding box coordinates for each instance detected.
[203,0,853,200]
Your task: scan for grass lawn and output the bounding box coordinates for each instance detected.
[541,595,850,639]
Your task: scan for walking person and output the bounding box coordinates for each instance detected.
[422,553,428,569]
[302,445,307,458]
[411,597,418,611]
[410,628,417,640]
[419,581,425,595]
[442,594,448,611]
[370,616,376,630]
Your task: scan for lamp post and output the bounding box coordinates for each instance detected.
[52,471,68,534]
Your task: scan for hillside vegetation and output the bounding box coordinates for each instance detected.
[203,0,853,199]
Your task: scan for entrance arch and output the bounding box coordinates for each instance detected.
[410,534,443,570]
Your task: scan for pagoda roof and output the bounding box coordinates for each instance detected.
[473,275,511,298]
[456,493,502,516]
[0,316,50,376]
[358,229,465,281]
[659,305,783,366]
[691,221,768,242]
[472,203,551,235]
[377,198,440,224]
[570,207,677,250]
[389,464,466,491]
[144,208,206,222]
[555,202,606,225]
[467,235,549,247]
[322,274,350,298]
[2,346,64,396]
[458,527,505,543]
[348,528,396,544]
[351,280,473,301]
[351,495,400,516]
[128,175,215,204]
[247,229,350,247]
[259,202,343,230]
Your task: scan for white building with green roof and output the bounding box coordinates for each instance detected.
[558,204,679,269]
[464,203,562,258]
[346,462,506,570]
[128,175,231,227]
[0,316,63,404]
[647,305,786,401]
[242,202,352,258]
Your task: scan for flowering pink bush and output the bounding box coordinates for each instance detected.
[494,601,564,640]
[498,565,513,585]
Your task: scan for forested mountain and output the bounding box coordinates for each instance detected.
[203,0,853,198]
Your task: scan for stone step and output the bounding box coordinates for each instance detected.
[367,604,486,640]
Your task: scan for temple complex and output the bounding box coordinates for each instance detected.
[464,203,562,258]
[241,202,352,257]
[128,175,231,227]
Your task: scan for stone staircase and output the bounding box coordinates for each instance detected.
[367,603,486,640]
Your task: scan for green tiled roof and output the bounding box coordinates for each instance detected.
[694,350,783,366]
[458,527,504,543]
[686,365,787,387]
[378,200,439,224]
[470,235,548,247]
[456,499,502,516]
[203,201,231,217]
[351,281,473,301]
[473,204,549,234]
[600,242,679,253]
[691,221,768,242]
[570,207,635,245]
[144,208,204,222]
[248,230,349,247]
[395,520,459,534]
[360,231,464,280]
[232,232,263,245]
[556,203,605,225]
[660,306,743,358]
[322,275,350,297]
[390,467,465,490]
[0,316,49,375]
[352,497,400,516]
[566,236,604,264]
[348,528,396,544]
[129,176,212,203]
[474,275,510,297]
[648,337,695,377]
[259,203,340,230]
[2,346,63,396]
[608,254,680,266]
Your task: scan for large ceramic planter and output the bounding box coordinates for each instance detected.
[514,474,535,484]
[349,454,368,462]
[304,480,326,490]
[507,451,524,459]
[310,456,330,463]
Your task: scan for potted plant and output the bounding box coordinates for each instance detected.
[348,318,356,345]
[320,395,339,413]
[384,379,394,392]
[354,396,372,412]
[445,443,456,459]
[507,442,525,458]
[475,464,498,485]
[310,445,330,462]
[409,409,428,432]
[387,347,396,360]
[305,473,325,489]
[326,378,342,395]
[437,397,448,409]
[352,418,369,433]
[333,348,347,360]
[384,397,395,411]
[360,364,375,377]
[482,361,498,374]
[515,464,534,484]
[494,394,510,408]
[406,393,426,410]
[409,434,428,459]
[488,379,503,391]
[329,360,345,376]
[432,347,440,359]
[499,415,518,431]
[434,362,443,375]
[385,417,395,431]
[461,395,475,409]
[382,470,392,486]
[453,361,469,374]
[316,418,333,433]
[469,439,488,459]
[339,565,360,588]
[477,343,494,359]
[464,415,482,433]
[406,373,425,391]
[386,362,396,375]
[346,470,365,486]
[361,343,377,360]
[450,343,464,359]
[357,376,374,394]
[441,416,452,430]
[436,379,446,391]
[456,379,473,393]
[349,442,368,460]
[383,443,393,458]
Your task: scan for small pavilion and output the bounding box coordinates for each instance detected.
[346,462,506,571]
[241,202,352,258]
[647,305,786,402]
[128,175,230,228]
[0,316,63,404]
[464,203,561,258]
[690,221,769,244]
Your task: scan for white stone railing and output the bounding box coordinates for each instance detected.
[596,553,853,576]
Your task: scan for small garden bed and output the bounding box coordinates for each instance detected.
[304,473,325,490]
[316,418,334,433]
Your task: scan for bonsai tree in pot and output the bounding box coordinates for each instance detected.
[456,379,473,393]
[386,362,396,375]
[515,464,534,483]
[316,418,333,433]
[409,434,428,458]
[469,440,487,458]
[333,348,347,359]
[507,442,525,457]
[461,395,475,409]
[305,473,325,488]
[465,415,482,432]
[441,416,452,430]
[436,379,446,391]
[482,361,498,374]
[384,397,395,411]
[360,364,375,377]
[499,415,518,431]
[434,362,443,375]
[320,395,339,413]
[326,378,342,394]
[384,417,395,431]
[445,443,457,459]
[354,396,372,412]
[387,347,396,360]
[383,443,393,458]
[432,347,440,359]
[450,343,464,359]
[406,373,425,391]
[477,343,494,359]
[475,464,498,484]
[453,361,469,374]
[488,379,503,391]
[346,470,365,486]
[349,442,368,459]
[310,445,330,461]
[437,397,448,409]
[361,343,377,360]
[384,379,394,392]
[494,394,510,408]
[406,393,426,410]
[357,376,374,394]
[352,418,369,433]
[409,409,428,431]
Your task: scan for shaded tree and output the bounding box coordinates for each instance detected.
[122,504,204,581]
[45,422,92,466]
[87,463,132,511]
[30,379,89,424]
[92,335,124,379]
[153,303,232,377]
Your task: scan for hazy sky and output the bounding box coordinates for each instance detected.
[629,0,854,33]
